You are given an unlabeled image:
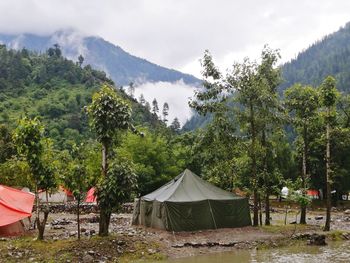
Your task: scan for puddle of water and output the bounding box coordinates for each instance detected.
[161,241,350,263]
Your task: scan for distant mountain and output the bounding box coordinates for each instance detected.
[0,29,200,86]
[184,22,350,130]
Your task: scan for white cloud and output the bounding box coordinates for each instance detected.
[0,0,349,78]
[134,80,197,126]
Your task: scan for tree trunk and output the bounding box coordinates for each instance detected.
[37,208,49,240]
[77,197,81,239]
[259,195,263,226]
[99,142,111,236]
[324,111,331,231]
[300,125,307,224]
[101,143,108,177]
[250,102,259,226]
[99,209,111,236]
[265,193,271,225]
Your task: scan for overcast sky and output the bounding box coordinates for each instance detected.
[0,0,349,77]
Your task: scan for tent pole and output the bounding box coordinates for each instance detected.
[208,200,217,229]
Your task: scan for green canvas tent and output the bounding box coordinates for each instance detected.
[132,169,251,231]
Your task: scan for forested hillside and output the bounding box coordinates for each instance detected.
[0,44,159,149]
[0,44,195,197]
[281,22,350,91]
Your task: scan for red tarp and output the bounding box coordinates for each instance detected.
[307,189,319,197]
[0,185,35,227]
[85,187,97,203]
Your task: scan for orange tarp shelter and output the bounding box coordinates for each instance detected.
[0,185,35,236]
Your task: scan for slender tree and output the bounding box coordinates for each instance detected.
[63,144,89,239]
[77,55,84,67]
[319,76,339,231]
[162,102,169,123]
[13,117,56,240]
[152,98,159,115]
[87,84,132,236]
[139,94,146,105]
[285,84,320,224]
[255,46,282,225]
[128,82,135,98]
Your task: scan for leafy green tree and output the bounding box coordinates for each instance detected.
[96,159,137,226]
[255,46,282,225]
[87,84,132,236]
[118,128,183,195]
[285,84,320,224]
[13,117,56,240]
[319,76,339,231]
[62,144,89,239]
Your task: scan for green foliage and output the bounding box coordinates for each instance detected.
[96,159,137,212]
[0,124,15,163]
[87,84,131,145]
[320,76,338,108]
[12,117,56,190]
[117,128,187,195]
[62,144,89,200]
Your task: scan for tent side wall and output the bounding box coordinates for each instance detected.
[210,199,251,228]
[165,200,216,231]
[0,221,25,236]
[132,199,167,230]
[165,198,251,232]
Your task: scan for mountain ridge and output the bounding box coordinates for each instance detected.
[0,30,201,87]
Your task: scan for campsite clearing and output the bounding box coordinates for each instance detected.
[1,209,350,262]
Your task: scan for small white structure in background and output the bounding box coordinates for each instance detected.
[38,186,74,203]
[281,186,289,198]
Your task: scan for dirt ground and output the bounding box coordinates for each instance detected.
[1,206,350,262]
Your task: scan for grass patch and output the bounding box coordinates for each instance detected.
[0,234,166,263]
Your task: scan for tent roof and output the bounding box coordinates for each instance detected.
[142,169,243,202]
[0,185,35,227]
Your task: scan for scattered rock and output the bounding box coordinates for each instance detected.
[147,248,157,255]
[172,244,184,248]
[315,216,323,220]
[52,225,65,230]
[87,250,95,256]
[307,233,327,246]
[117,240,126,246]
[51,218,72,226]
[345,209,350,215]
[82,254,94,263]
